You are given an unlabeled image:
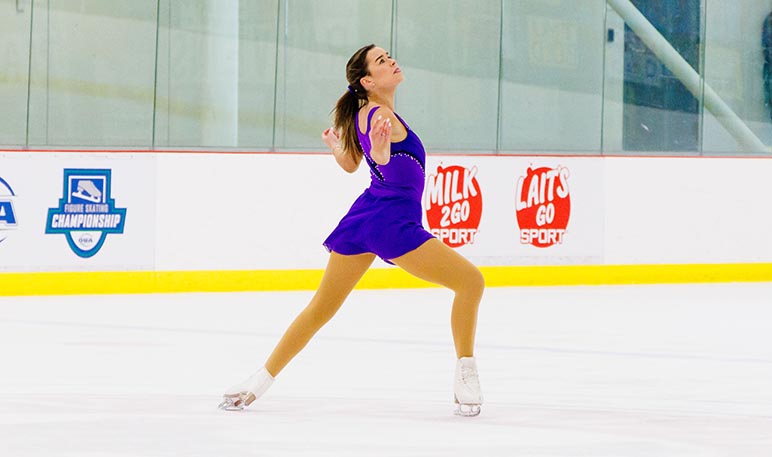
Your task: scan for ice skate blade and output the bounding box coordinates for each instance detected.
[218,397,244,411]
[218,392,256,411]
[454,403,481,417]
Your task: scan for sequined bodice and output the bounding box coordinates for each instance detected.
[355,106,426,201]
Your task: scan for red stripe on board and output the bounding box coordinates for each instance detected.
[1,148,771,159]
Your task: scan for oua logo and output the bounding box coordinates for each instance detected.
[0,177,18,244]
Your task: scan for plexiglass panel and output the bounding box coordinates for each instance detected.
[0,0,32,146]
[1,0,771,155]
[500,0,605,153]
[273,0,392,149]
[155,0,278,148]
[394,0,501,152]
[702,0,771,154]
[27,0,158,146]
[621,0,702,154]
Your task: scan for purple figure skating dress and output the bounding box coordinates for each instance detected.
[323,106,434,263]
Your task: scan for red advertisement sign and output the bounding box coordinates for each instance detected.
[516,166,570,248]
[424,165,482,248]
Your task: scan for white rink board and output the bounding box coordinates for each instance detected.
[1,151,771,272]
[604,156,772,264]
[0,153,156,272]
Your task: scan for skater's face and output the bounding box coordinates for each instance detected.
[360,46,403,92]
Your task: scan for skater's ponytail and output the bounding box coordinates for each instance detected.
[333,44,374,163]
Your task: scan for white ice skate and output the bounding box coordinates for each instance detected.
[71,180,102,203]
[218,367,274,411]
[453,357,483,417]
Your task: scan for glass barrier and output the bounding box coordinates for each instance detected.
[394,0,501,152]
[609,0,703,155]
[0,0,32,146]
[274,0,392,150]
[702,0,771,155]
[1,0,770,155]
[27,0,158,147]
[155,0,279,148]
[501,0,605,153]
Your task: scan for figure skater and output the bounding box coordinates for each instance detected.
[219,44,484,416]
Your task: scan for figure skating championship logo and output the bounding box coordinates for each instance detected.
[0,177,19,244]
[424,164,482,248]
[516,165,570,248]
[46,169,127,258]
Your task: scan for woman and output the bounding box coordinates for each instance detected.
[219,44,485,416]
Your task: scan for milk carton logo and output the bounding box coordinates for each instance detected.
[516,165,570,248]
[424,164,482,248]
[46,169,126,258]
[0,177,19,244]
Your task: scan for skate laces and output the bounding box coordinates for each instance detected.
[460,365,480,388]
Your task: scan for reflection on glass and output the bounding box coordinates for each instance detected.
[395,0,501,152]
[500,0,605,153]
[273,0,391,150]
[156,0,278,148]
[0,0,31,145]
[28,0,158,146]
[622,0,701,153]
[1,0,770,155]
[702,0,771,154]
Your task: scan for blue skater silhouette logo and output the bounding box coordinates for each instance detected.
[46,169,127,258]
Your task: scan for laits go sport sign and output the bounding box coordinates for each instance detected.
[516,165,570,248]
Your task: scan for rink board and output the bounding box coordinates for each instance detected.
[0,150,770,294]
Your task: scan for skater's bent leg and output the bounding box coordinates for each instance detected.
[390,239,484,358]
[264,252,375,377]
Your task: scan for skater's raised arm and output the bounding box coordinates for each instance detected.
[322,127,360,173]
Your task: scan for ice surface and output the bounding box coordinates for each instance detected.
[1,283,770,456]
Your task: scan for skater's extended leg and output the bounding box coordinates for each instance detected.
[220,252,375,410]
[264,251,376,376]
[390,239,484,358]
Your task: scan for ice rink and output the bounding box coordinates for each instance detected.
[1,282,771,456]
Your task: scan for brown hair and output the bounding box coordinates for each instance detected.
[333,44,375,163]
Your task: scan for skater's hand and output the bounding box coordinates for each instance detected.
[322,127,341,151]
[322,127,359,173]
[369,114,392,165]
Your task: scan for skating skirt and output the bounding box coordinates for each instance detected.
[323,189,434,264]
